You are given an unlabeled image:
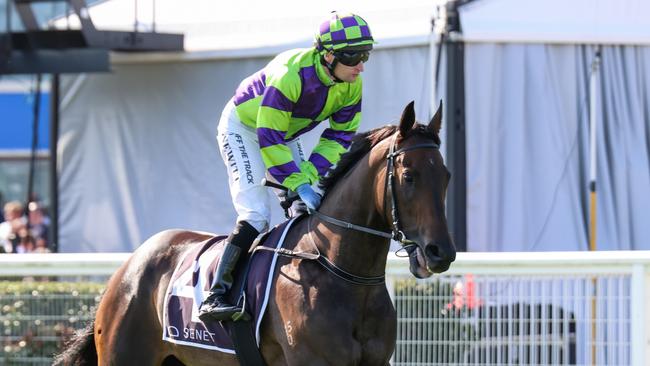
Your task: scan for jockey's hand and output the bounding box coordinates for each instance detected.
[295,184,322,211]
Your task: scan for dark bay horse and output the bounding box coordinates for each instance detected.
[55,101,455,366]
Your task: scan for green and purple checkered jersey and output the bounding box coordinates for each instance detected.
[232,48,362,191]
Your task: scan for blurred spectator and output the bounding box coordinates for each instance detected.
[16,234,35,253]
[27,201,50,249]
[34,236,51,253]
[0,201,27,253]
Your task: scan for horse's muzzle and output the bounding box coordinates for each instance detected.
[420,242,456,275]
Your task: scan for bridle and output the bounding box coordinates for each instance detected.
[259,132,441,286]
[311,133,440,250]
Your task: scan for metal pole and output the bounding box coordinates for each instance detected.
[588,48,601,252]
[588,46,601,366]
[27,73,42,206]
[6,0,10,32]
[444,0,467,252]
[49,73,60,252]
[2,0,12,71]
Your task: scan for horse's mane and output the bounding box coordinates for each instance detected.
[319,123,440,196]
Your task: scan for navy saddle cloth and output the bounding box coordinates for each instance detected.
[162,217,299,353]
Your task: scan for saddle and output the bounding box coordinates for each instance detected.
[162,216,303,356]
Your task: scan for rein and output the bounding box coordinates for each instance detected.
[254,218,386,286]
[309,210,392,239]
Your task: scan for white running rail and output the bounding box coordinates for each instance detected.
[0,252,130,276]
[387,251,650,366]
[1,251,650,365]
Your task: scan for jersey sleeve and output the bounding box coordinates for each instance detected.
[256,71,312,191]
[306,81,362,178]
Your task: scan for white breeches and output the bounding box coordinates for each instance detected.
[217,100,306,232]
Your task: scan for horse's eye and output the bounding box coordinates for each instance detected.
[403,171,414,183]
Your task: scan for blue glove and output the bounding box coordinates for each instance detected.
[295,184,322,211]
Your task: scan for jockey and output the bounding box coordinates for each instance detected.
[198,12,375,322]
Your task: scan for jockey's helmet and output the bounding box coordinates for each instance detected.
[314,12,375,53]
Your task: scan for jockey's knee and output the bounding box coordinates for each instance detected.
[228,220,261,251]
[236,214,268,233]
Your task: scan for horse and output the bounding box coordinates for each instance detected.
[55,101,455,366]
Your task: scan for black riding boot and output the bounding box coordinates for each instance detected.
[198,221,259,322]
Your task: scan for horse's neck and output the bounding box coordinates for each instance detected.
[312,145,391,276]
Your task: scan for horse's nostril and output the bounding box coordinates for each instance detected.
[425,244,441,260]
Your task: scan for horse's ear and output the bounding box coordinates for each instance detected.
[428,100,443,136]
[399,101,416,137]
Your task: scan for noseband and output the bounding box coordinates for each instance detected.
[312,134,440,250]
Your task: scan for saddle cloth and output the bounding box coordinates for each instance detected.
[162,217,298,353]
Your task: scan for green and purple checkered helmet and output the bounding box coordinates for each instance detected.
[315,12,375,52]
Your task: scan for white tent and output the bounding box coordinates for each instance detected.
[459,0,650,45]
[56,0,442,252]
[450,0,650,251]
[58,0,650,253]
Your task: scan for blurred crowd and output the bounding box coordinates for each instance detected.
[0,200,51,253]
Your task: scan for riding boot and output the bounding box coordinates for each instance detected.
[198,221,259,322]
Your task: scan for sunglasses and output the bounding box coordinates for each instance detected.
[334,50,370,67]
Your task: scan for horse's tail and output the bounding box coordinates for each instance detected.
[52,320,97,366]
